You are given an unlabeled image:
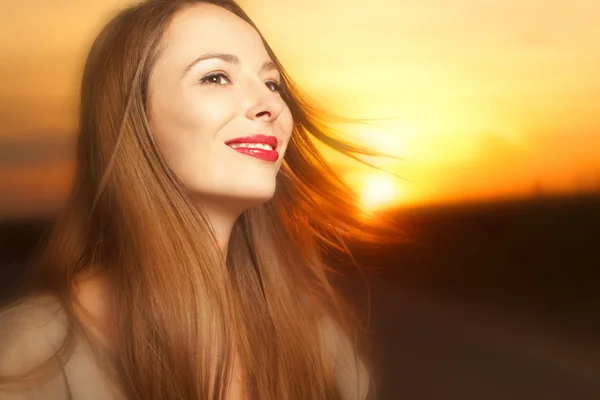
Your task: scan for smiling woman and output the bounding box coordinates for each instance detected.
[0,1,396,399]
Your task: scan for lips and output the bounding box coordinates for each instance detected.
[224,134,280,162]
[224,134,278,150]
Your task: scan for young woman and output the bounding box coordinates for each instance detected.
[0,1,396,399]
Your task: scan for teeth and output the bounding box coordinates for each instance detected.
[229,143,274,151]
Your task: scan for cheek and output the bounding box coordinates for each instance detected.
[192,94,237,132]
[151,95,234,166]
[278,107,294,150]
[273,108,294,170]
[279,107,294,138]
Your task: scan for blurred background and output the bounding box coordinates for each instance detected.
[1,0,599,398]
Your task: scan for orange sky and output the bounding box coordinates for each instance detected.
[1,0,599,217]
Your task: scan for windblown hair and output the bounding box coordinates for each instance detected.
[1,1,399,399]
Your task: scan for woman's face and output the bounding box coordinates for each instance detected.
[147,3,293,212]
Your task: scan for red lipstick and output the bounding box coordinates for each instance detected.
[224,134,279,162]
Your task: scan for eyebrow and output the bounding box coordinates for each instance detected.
[182,52,279,77]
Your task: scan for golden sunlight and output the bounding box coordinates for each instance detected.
[360,173,401,210]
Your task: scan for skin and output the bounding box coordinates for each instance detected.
[148,3,294,255]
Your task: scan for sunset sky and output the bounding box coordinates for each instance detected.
[1,0,599,218]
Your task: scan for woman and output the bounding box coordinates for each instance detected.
[0,1,396,399]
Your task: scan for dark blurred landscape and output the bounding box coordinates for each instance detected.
[1,193,599,399]
[336,192,600,399]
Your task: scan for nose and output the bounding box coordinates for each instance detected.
[244,83,284,122]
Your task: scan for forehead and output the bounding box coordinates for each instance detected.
[161,3,270,63]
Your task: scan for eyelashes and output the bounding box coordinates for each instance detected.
[199,72,232,87]
[199,72,283,93]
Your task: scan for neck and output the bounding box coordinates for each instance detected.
[197,200,245,259]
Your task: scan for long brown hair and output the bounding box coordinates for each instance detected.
[2,1,400,399]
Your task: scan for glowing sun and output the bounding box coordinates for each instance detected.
[360,174,401,210]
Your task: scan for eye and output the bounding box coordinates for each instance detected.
[265,80,282,93]
[199,72,231,86]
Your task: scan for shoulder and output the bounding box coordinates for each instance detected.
[0,295,70,382]
[0,293,125,400]
[318,314,371,400]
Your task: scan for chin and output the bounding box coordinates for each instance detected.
[191,181,277,210]
[239,186,277,206]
